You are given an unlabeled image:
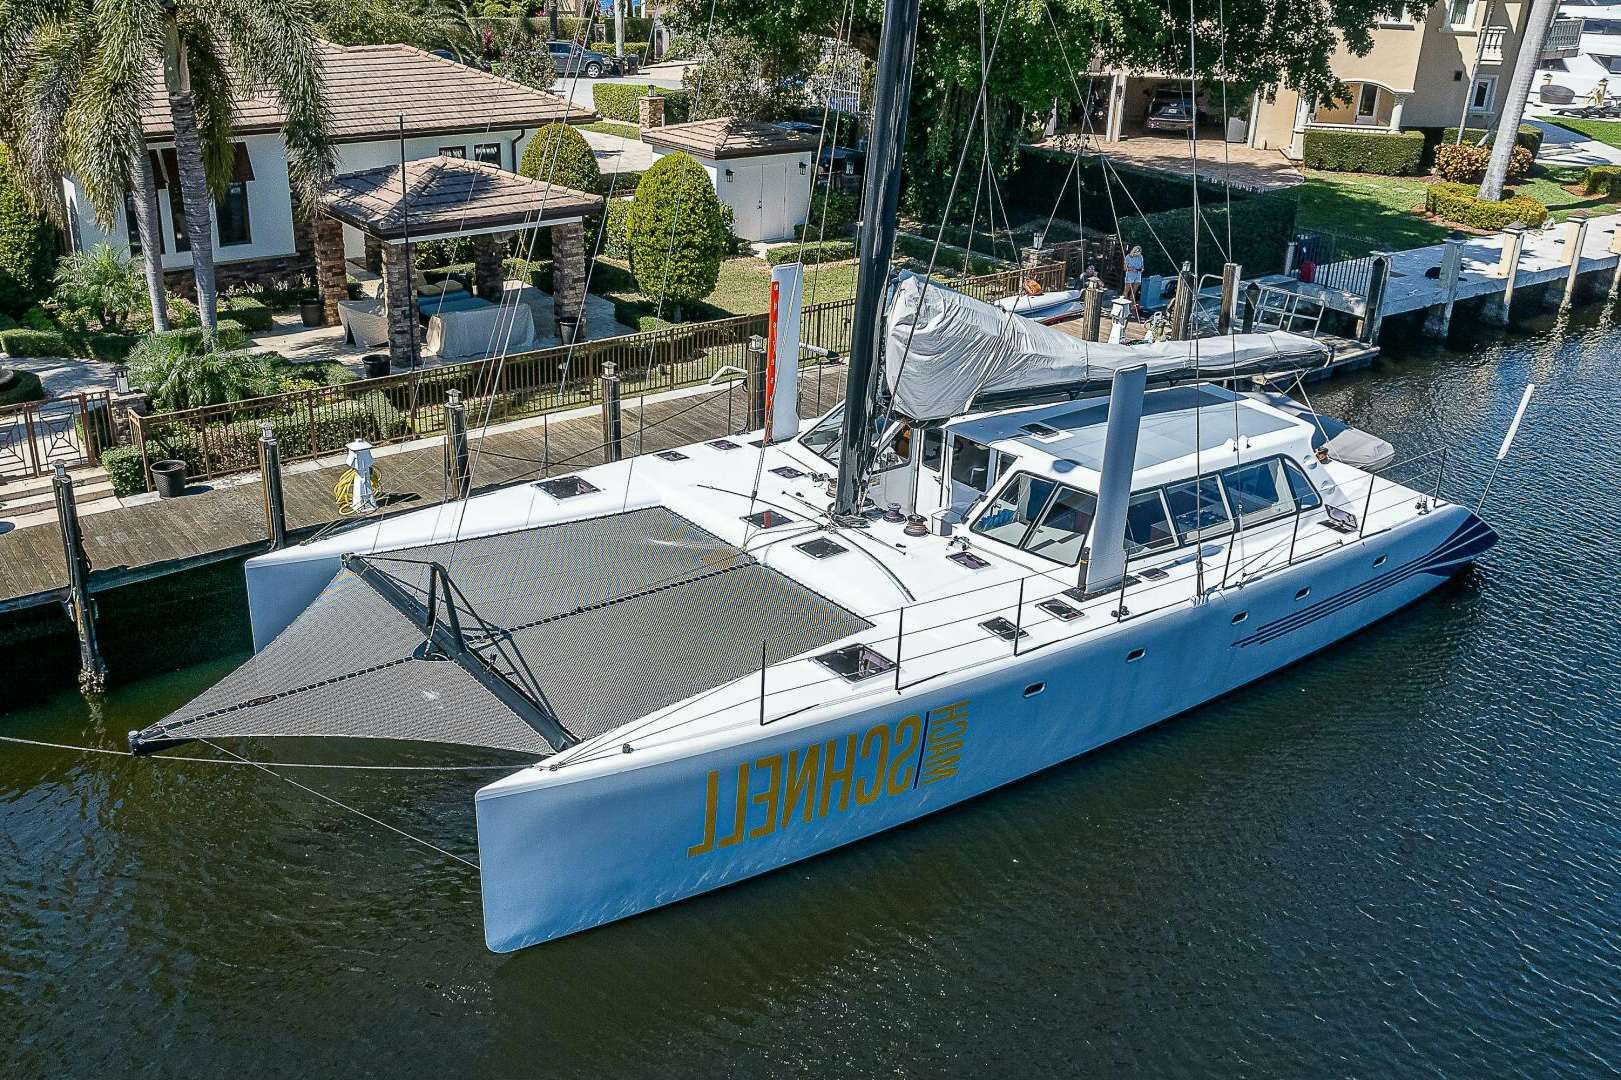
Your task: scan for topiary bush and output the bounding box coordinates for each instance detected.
[0,328,73,357]
[220,294,274,332]
[100,445,148,497]
[0,147,57,318]
[1424,183,1548,230]
[519,122,602,196]
[0,367,44,406]
[1434,143,1532,184]
[766,239,855,265]
[624,151,729,316]
[1582,164,1621,197]
[1302,129,1425,176]
[602,197,632,259]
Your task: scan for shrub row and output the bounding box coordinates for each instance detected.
[589,40,649,57]
[1121,189,1298,278]
[220,294,273,332]
[766,239,855,265]
[590,83,691,124]
[1301,129,1426,176]
[1439,124,1543,159]
[0,327,140,361]
[1433,143,1533,184]
[1423,183,1548,230]
[100,444,147,497]
[1583,164,1621,197]
[157,319,252,354]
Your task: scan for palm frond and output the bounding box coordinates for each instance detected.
[174,14,237,199]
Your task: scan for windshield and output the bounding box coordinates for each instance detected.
[972,472,1099,566]
[799,404,846,465]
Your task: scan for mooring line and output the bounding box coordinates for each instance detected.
[0,735,528,772]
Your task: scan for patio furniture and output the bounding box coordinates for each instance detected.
[425,299,538,360]
[337,297,390,347]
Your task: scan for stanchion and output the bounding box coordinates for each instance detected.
[258,421,287,549]
[444,389,471,499]
[600,362,623,462]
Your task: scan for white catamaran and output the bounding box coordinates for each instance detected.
[133,0,1499,952]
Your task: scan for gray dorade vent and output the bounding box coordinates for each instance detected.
[814,643,896,682]
[536,475,599,499]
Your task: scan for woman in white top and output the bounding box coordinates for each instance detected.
[1123,245,1145,315]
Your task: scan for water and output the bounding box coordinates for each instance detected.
[4,307,1619,1078]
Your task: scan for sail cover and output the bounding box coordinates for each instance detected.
[882,272,1332,422]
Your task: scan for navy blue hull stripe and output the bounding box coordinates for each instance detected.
[1234,516,1496,649]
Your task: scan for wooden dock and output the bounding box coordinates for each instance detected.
[0,368,847,616]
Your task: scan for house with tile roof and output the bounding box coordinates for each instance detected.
[63,43,595,293]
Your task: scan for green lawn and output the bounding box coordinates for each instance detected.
[592,256,862,328]
[1513,163,1621,221]
[1544,117,1621,148]
[1294,170,1451,256]
[579,120,641,140]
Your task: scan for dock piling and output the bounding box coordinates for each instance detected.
[1359,254,1390,345]
[52,463,106,695]
[1482,226,1526,327]
[599,363,623,463]
[1608,225,1621,298]
[444,389,471,498]
[1080,280,1103,341]
[1556,212,1591,310]
[1421,238,1466,339]
[1217,262,1241,334]
[257,422,287,549]
[1170,262,1194,341]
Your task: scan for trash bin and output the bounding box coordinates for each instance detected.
[150,459,187,499]
[362,354,391,379]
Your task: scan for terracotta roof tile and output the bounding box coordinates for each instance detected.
[140,43,593,143]
[319,156,603,240]
[641,118,822,161]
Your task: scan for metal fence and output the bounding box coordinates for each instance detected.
[129,264,1066,486]
[0,391,113,482]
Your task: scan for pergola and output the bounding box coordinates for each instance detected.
[314,156,604,367]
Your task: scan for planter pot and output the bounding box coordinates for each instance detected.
[299,299,325,328]
[362,354,391,379]
[150,458,187,499]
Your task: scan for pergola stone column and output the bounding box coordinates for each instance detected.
[381,240,418,368]
[314,214,348,326]
[473,234,505,300]
[363,234,384,275]
[552,220,587,341]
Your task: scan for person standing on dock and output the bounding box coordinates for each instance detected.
[1123,246,1145,316]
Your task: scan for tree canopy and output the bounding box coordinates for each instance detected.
[625,152,729,314]
[519,121,602,195]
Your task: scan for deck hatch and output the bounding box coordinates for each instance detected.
[814,643,895,682]
[981,616,1028,641]
[655,450,689,462]
[743,509,793,529]
[947,550,990,570]
[795,537,847,559]
[708,439,740,450]
[770,466,806,479]
[1037,597,1083,622]
[535,475,599,499]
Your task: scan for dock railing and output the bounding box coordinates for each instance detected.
[129,263,1066,487]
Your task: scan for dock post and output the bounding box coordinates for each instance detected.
[1106,296,1132,343]
[52,463,106,695]
[599,362,623,463]
[1555,212,1591,310]
[443,389,471,499]
[745,335,768,431]
[1217,262,1241,334]
[1241,282,1260,333]
[1482,226,1526,327]
[1608,225,1621,297]
[1283,241,1299,278]
[1358,253,1390,345]
[1080,280,1103,341]
[257,422,287,550]
[1421,238,1466,339]
[1169,262,1194,340]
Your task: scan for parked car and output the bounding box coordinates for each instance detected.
[547,41,618,78]
[1144,87,1197,133]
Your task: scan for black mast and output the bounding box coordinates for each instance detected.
[832,0,922,520]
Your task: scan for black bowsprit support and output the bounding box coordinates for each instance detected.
[345,554,576,752]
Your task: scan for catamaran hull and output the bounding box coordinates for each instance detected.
[475,507,1494,952]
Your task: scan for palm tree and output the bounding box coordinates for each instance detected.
[1,0,335,339]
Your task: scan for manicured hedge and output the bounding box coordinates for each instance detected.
[1424,183,1548,229]
[220,295,274,332]
[0,327,138,360]
[1583,165,1621,197]
[1120,190,1299,278]
[1440,124,1543,159]
[158,319,252,354]
[591,83,691,124]
[0,367,44,406]
[1302,129,1426,176]
[766,240,855,265]
[1434,142,1533,184]
[100,445,147,497]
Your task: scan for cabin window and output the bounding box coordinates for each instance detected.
[950,436,993,492]
[1220,459,1293,529]
[1164,474,1232,541]
[799,403,845,464]
[921,427,944,472]
[1025,484,1097,564]
[1124,490,1176,553]
[1282,458,1322,510]
[974,473,1057,547]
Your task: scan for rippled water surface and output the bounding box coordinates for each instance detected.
[3,309,1619,1078]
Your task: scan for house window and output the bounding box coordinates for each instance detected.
[216,182,252,247]
[1447,0,1475,28]
[1471,76,1497,111]
[439,146,467,159]
[473,143,502,166]
[123,190,164,256]
[1357,83,1380,120]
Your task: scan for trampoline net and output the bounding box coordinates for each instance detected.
[136,507,869,755]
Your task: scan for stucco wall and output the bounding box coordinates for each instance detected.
[649,147,815,242]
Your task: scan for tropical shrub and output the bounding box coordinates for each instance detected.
[1424,183,1548,230]
[0,147,57,318]
[53,244,146,331]
[519,121,602,195]
[100,445,148,497]
[1440,124,1543,158]
[159,319,252,354]
[624,151,729,314]
[219,294,274,332]
[767,239,855,265]
[489,41,556,91]
[0,367,44,406]
[1433,143,1532,184]
[1302,129,1425,176]
[603,197,633,259]
[126,332,276,411]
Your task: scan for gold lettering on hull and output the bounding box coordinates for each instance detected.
[688,700,971,858]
